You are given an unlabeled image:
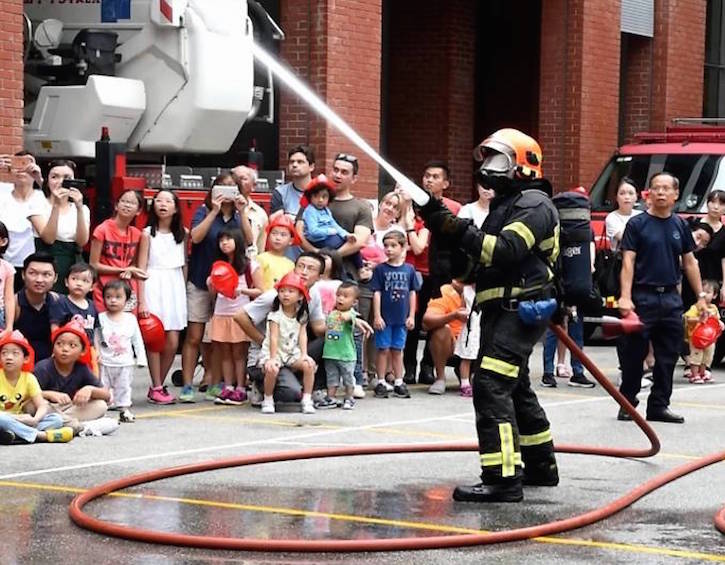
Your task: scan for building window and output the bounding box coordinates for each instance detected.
[705,0,725,117]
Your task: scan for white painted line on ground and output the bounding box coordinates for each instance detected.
[3,382,722,481]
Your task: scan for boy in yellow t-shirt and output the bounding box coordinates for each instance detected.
[256,215,298,291]
[0,331,74,444]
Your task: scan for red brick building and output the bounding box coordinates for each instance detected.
[0,1,711,200]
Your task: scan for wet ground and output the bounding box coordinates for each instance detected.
[1,343,724,564]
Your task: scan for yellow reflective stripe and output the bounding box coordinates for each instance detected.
[480,234,497,266]
[481,356,519,378]
[519,428,553,447]
[499,423,516,477]
[550,224,560,262]
[474,286,530,304]
[539,224,559,253]
[480,452,522,467]
[501,221,535,249]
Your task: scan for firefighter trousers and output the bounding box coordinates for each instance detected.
[473,304,555,483]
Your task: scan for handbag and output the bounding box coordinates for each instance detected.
[593,221,622,298]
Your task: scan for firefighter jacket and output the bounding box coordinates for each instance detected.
[464,188,560,305]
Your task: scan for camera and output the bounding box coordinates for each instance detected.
[61,178,88,190]
[211,185,240,200]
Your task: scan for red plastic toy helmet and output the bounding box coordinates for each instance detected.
[209,260,239,299]
[473,128,543,180]
[50,321,92,366]
[0,330,35,372]
[275,272,310,301]
[691,316,722,350]
[300,174,336,208]
[265,214,301,246]
[138,314,166,354]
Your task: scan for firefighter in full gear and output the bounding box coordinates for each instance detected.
[413,128,560,502]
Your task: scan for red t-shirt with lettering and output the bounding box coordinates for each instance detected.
[92,219,142,313]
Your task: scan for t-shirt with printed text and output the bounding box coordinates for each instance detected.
[370,262,420,325]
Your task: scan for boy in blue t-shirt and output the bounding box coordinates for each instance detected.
[371,230,420,398]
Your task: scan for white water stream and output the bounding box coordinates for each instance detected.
[251,41,431,206]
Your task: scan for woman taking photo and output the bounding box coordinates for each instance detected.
[30,160,90,293]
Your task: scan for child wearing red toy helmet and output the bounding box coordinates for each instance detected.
[300,175,362,269]
[258,272,315,415]
[34,321,111,425]
[257,215,298,291]
[683,279,724,383]
[0,330,75,444]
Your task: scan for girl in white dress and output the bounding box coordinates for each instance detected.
[138,190,188,404]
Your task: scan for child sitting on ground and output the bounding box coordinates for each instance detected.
[257,215,297,291]
[0,330,74,444]
[95,280,147,423]
[684,279,723,384]
[259,273,316,415]
[300,175,361,268]
[35,321,111,428]
[317,281,360,410]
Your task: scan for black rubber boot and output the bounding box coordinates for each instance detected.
[522,457,559,487]
[452,479,523,503]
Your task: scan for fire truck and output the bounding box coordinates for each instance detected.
[21,0,281,223]
[589,118,725,361]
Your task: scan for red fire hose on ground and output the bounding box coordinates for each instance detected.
[68,323,725,552]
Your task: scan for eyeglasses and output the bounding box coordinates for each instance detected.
[335,153,358,165]
[334,153,360,174]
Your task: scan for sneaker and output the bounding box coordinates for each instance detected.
[198,383,209,393]
[689,374,705,384]
[703,368,714,383]
[568,373,595,388]
[301,399,316,414]
[250,383,263,407]
[261,399,275,414]
[428,380,446,395]
[0,429,15,445]
[353,385,366,399]
[459,383,473,397]
[393,383,411,398]
[316,396,339,409]
[311,389,327,405]
[215,387,246,405]
[119,408,135,423]
[204,384,223,401]
[374,382,389,398]
[147,386,176,405]
[221,388,247,405]
[79,417,120,437]
[45,427,74,443]
[541,373,557,387]
[342,398,355,410]
[179,385,195,403]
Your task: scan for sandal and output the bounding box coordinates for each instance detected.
[555,363,572,378]
[689,374,705,384]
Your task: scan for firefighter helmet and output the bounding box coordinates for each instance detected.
[473,128,543,180]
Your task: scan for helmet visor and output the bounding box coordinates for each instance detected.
[479,150,514,176]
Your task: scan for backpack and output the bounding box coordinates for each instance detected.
[551,191,594,307]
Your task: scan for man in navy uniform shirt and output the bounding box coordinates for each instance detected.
[618,171,707,424]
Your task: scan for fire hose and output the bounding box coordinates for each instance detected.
[68,322,725,552]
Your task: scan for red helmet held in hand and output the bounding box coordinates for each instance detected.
[138,314,166,353]
[691,316,722,350]
[209,260,238,299]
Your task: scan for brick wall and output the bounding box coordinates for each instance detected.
[620,34,653,144]
[539,0,620,191]
[0,0,24,182]
[385,0,475,204]
[652,0,706,129]
[278,0,382,199]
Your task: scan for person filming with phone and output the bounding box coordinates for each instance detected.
[0,152,48,291]
[28,160,90,293]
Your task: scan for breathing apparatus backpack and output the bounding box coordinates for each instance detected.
[551,190,597,308]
